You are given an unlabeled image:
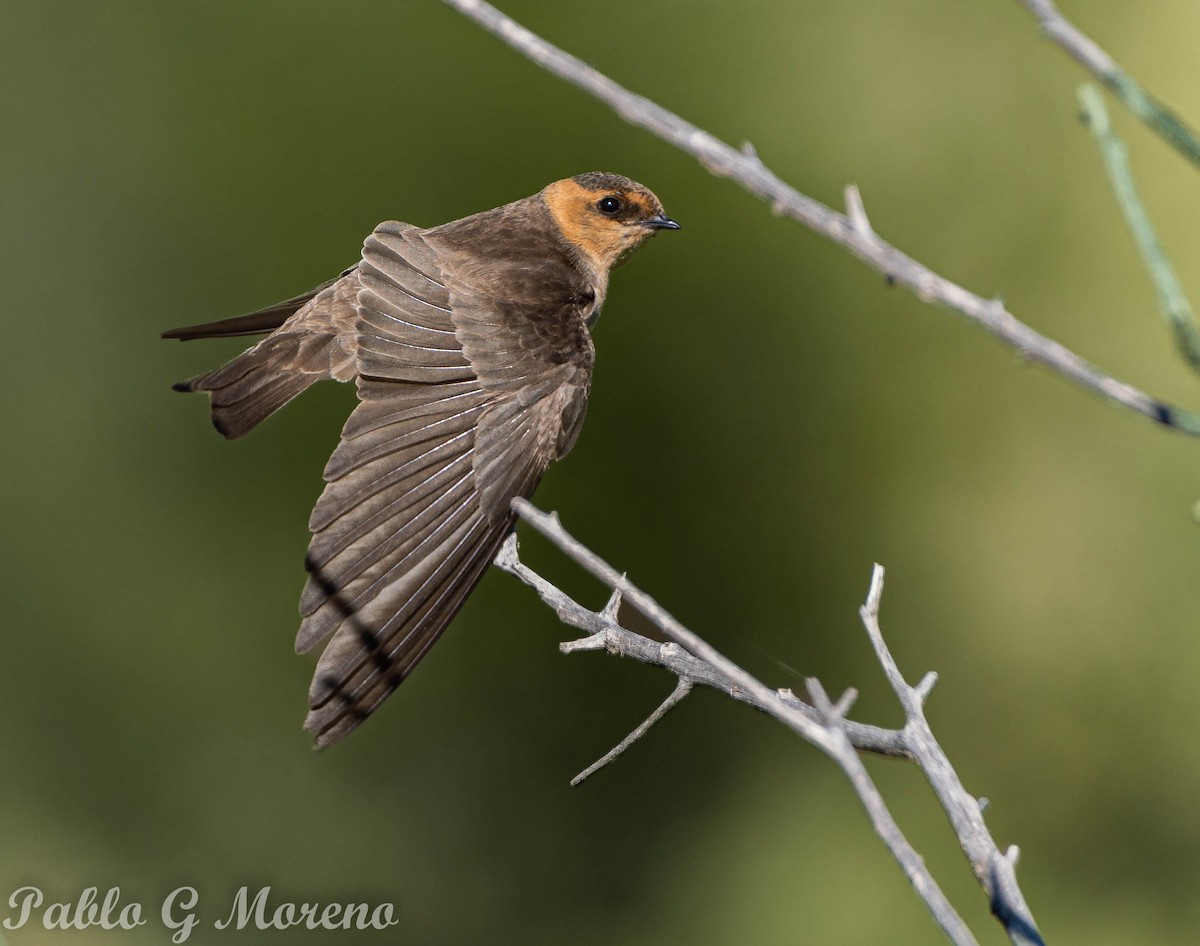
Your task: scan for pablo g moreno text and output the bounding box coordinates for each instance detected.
[3,886,399,942]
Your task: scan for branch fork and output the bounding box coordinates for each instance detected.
[498,504,1045,946]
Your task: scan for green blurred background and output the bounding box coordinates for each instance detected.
[3,0,1200,942]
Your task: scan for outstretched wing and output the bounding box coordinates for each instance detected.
[297,221,592,747]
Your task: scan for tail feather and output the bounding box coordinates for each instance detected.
[174,332,338,439]
[161,276,342,341]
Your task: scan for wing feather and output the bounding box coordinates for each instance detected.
[299,473,480,654]
[304,516,504,748]
[309,424,477,532]
[303,460,478,608]
[308,506,487,701]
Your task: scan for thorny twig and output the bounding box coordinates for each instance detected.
[499,501,1045,946]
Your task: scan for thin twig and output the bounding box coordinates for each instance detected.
[506,501,1045,946]
[1077,84,1200,372]
[1018,0,1200,169]
[440,0,1200,435]
[570,678,692,786]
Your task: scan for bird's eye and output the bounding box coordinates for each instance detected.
[597,196,623,216]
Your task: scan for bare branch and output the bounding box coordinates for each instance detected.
[1077,84,1200,373]
[1017,0,1200,169]
[504,501,1050,946]
[440,0,1200,436]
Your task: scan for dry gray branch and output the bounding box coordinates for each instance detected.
[500,502,1045,946]
[440,0,1200,436]
[859,569,1044,946]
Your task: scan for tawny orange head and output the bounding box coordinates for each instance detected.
[542,171,680,273]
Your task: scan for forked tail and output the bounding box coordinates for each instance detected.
[164,275,354,438]
[172,332,337,439]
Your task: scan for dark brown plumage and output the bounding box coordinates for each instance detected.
[164,173,679,748]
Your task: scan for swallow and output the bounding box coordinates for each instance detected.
[164,172,679,748]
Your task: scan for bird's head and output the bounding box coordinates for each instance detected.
[543,172,680,274]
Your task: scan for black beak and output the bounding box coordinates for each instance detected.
[643,213,681,230]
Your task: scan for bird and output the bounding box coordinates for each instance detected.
[164,172,680,748]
